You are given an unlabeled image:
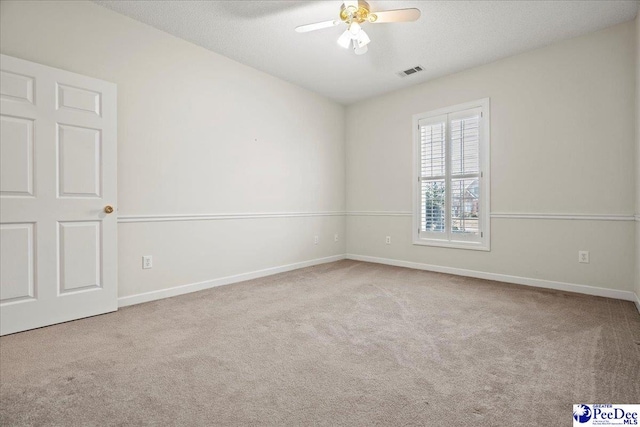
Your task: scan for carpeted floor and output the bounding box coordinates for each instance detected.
[1,260,639,426]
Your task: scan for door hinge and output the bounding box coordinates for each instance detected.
[481,232,484,237]
[481,171,484,178]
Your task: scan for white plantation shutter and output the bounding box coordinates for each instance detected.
[415,101,489,249]
[449,108,481,240]
[419,116,446,234]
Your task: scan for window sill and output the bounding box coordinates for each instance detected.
[412,238,490,251]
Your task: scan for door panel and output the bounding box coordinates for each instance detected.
[0,223,35,302]
[0,115,34,197]
[58,221,101,293]
[57,83,101,116]
[0,70,34,104]
[57,124,102,198]
[0,54,117,335]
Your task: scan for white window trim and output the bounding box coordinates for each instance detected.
[412,98,491,251]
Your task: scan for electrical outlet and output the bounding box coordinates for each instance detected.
[578,251,589,264]
[334,233,339,242]
[142,255,153,269]
[314,236,319,245]
[385,236,391,245]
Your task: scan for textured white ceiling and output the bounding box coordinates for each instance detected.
[96,0,639,104]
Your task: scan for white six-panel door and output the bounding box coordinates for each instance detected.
[0,54,117,335]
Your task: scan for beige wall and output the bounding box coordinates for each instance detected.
[346,21,637,293]
[1,1,638,301]
[0,1,346,299]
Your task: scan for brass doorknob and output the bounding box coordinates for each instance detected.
[104,205,114,214]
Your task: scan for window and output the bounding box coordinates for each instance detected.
[413,99,490,250]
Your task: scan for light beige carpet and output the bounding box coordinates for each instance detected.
[1,260,639,426]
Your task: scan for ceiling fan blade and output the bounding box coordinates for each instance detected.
[370,8,421,23]
[295,20,340,33]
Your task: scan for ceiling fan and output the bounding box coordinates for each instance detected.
[295,1,420,55]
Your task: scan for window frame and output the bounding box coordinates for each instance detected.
[412,98,491,251]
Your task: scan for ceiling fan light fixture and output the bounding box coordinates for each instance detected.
[355,29,370,48]
[337,29,352,49]
[348,22,362,38]
[353,43,368,55]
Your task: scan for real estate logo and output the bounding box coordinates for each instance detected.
[574,405,593,423]
[573,404,639,426]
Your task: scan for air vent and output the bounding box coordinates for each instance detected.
[398,65,424,78]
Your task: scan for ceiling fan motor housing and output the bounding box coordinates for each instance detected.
[340,1,377,24]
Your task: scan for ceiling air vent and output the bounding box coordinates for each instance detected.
[398,65,424,78]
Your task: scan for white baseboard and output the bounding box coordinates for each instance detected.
[118,252,640,315]
[346,254,638,304]
[118,254,346,308]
